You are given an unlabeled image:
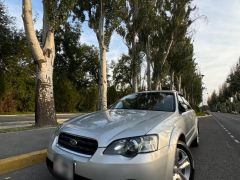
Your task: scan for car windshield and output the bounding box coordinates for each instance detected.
[111,92,175,112]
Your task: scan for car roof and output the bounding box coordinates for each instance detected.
[136,90,178,94]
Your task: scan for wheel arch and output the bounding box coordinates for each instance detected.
[169,127,186,146]
[165,128,187,179]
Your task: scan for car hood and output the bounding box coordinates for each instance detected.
[60,109,174,147]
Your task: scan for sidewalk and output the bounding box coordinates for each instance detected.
[0,113,82,122]
[0,113,87,175]
[0,119,65,130]
[0,126,59,175]
[0,113,83,130]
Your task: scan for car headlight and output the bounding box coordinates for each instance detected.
[104,135,158,157]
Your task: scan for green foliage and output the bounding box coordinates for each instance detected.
[111,55,132,90]
[0,2,35,112]
[78,86,98,112]
[208,61,240,113]
[0,2,100,113]
[1,0,204,113]
[107,86,119,106]
[168,38,203,107]
[54,22,99,112]
[44,0,77,29]
[74,0,126,49]
[54,77,80,112]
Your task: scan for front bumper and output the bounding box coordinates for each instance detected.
[47,142,172,180]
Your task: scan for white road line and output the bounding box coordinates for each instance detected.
[214,118,240,144]
[234,140,240,144]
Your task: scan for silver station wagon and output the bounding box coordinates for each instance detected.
[47,90,199,180]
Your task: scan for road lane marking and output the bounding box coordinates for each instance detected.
[234,140,240,144]
[214,118,240,145]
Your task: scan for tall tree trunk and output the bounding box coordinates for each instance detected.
[170,71,175,90]
[22,0,57,126]
[184,88,187,97]
[158,81,162,90]
[177,75,182,92]
[131,1,139,93]
[132,74,138,92]
[152,34,174,91]
[146,36,151,91]
[153,76,162,90]
[98,44,108,110]
[132,33,138,93]
[35,53,56,126]
[97,0,108,110]
[160,34,174,72]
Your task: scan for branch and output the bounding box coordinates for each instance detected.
[42,0,55,58]
[161,33,174,70]
[22,0,45,63]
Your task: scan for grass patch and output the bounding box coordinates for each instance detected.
[196,111,206,117]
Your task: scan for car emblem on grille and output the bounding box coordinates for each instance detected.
[69,138,78,146]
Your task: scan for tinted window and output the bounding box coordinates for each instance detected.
[111,92,175,112]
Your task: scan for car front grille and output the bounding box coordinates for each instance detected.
[58,132,98,156]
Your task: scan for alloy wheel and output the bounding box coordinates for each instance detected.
[173,148,191,180]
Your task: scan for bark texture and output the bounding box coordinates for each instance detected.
[98,44,108,110]
[96,0,108,110]
[131,1,139,93]
[146,37,151,91]
[177,75,182,93]
[170,71,175,90]
[22,0,57,126]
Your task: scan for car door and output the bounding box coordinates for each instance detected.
[177,95,193,141]
[181,96,196,136]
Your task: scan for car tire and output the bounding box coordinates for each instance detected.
[173,141,195,180]
[191,125,200,147]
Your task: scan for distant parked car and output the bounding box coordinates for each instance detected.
[47,90,199,180]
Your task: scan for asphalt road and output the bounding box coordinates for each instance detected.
[1,113,240,180]
[191,112,240,179]
[0,127,56,159]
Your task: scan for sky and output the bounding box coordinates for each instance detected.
[4,0,240,104]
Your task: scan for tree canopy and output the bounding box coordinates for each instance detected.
[208,60,240,113]
[0,0,204,116]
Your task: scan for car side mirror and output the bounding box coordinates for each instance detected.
[179,103,187,114]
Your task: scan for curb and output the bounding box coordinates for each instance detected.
[0,149,47,175]
[198,115,212,118]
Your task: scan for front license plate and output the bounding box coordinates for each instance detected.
[53,156,73,180]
